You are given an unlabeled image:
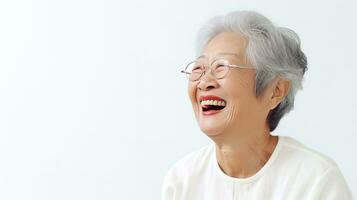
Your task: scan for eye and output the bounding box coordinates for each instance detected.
[214,64,227,72]
[193,66,203,71]
[191,64,204,73]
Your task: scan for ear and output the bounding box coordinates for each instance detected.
[269,78,291,110]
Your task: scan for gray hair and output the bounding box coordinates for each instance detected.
[196,10,308,131]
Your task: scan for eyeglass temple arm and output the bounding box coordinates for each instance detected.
[180,70,191,74]
[228,64,255,69]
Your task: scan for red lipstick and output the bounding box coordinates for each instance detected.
[199,95,226,102]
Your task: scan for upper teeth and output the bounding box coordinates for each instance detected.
[201,100,226,106]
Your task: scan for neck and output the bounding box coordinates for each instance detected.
[212,126,278,178]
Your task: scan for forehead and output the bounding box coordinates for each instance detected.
[197,52,239,59]
[199,32,247,60]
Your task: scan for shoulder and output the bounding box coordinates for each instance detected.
[279,135,339,171]
[277,136,352,198]
[161,143,214,189]
[161,143,214,200]
[164,143,214,180]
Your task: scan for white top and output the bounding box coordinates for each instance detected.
[161,135,353,200]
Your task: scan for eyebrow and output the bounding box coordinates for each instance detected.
[196,52,240,60]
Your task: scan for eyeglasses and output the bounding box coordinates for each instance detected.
[180,58,255,81]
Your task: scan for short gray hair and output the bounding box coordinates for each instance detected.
[196,10,308,131]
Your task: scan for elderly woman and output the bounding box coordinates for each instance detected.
[161,11,352,200]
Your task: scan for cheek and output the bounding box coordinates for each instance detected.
[225,102,239,125]
[187,83,195,101]
[222,78,256,123]
[224,77,253,100]
[187,83,199,109]
[219,81,242,125]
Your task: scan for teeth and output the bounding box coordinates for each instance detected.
[201,100,226,106]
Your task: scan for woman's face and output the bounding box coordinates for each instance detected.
[188,32,272,138]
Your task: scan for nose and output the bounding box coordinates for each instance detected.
[197,69,219,91]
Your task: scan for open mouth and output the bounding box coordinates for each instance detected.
[200,100,227,112]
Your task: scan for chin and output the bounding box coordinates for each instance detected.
[193,109,228,136]
[198,121,225,137]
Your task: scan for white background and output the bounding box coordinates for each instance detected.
[0,0,356,199]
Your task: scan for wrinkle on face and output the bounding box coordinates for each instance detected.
[224,100,239,134]
[186,31,280,179]
[188,31,269,138]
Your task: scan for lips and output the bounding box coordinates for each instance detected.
[198,95,227,115]
[199,95,226,102]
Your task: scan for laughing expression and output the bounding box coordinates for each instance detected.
[188,32,271,137]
